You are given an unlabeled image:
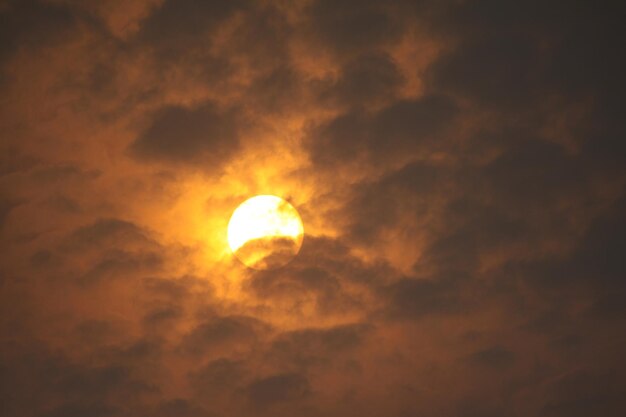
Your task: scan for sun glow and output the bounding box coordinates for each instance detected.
[227,195,304,269]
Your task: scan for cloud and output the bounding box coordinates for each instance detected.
[541,370,626,417]
[321,52,404,107]
[483,138,586,207]
[0,197,18,230]
[65,218,155,250]
[189,358,245,396]
[150,399,214,417]
[41,403,118,417]
[245,266,342,313]
[138,0,248,50]
[234,236,300,270]
[306,0,403,55]
[79,249,163,285]
[0,345,156,417]
[180,315,265,356]
[245,372,310,408]
[268,323,370,370]
[383,275,467,319]
[0,0,76,67]
[307,94,457,166]
[129,103,243,169]
[465,346,515,370]
[30,164,101,183]
[1,0,625,416]
[242,236,385,317]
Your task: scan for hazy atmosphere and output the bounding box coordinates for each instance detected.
[1,1,625,416]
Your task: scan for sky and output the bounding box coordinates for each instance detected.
[1,1,625,416]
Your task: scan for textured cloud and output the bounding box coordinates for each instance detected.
[1,0,625,416]
[129,103,243,168]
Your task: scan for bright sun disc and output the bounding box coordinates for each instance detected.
[227,195,304,270]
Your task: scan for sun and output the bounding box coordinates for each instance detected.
[227,195,304,270]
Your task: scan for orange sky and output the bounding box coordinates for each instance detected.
[1,1,626,416]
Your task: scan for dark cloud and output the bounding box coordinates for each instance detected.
[275,323,368,352]
[307,94,457,166]
[142,275,214,303]
[30,164,101,183]
[384,275,467,319]
[189,358,245,399]
[502,193,626,321]
[150,399,213,417]
[428,2,625,106]
[129,103,243,169]
[235,236,300,270]
[0,197,18,230]
[243,236,385,316]
[268,323,370,370]
[0,147,40,177]
[321,52,404,107]
[180,315,265,356]
[0,346,156,417]
[0,0,76,69]
[542,370,626,417]
[227,3,291,67]
[245,372,310,408]
[428,31,543,109]
[41,402,118,417]
[341,160,446,242]
[142,306,181,327]
[138,0,247,51]
[465,346,515,370]
[512,195,623,284]
[246,66,302,115]
[246,266,341,312]
[29,249,53,268]
[572,195,626,285]
[74,320,115,345]
[307,0,403,55]
[45,194,82,214]
[65,218,155,250]
[484,138,586,207]
[79,249,163,285]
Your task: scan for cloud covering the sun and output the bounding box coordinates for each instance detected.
[1,1,625,416]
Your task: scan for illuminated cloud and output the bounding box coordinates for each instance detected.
[1,1,625,416]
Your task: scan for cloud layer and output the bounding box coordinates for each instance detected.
[1,1,625,416]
